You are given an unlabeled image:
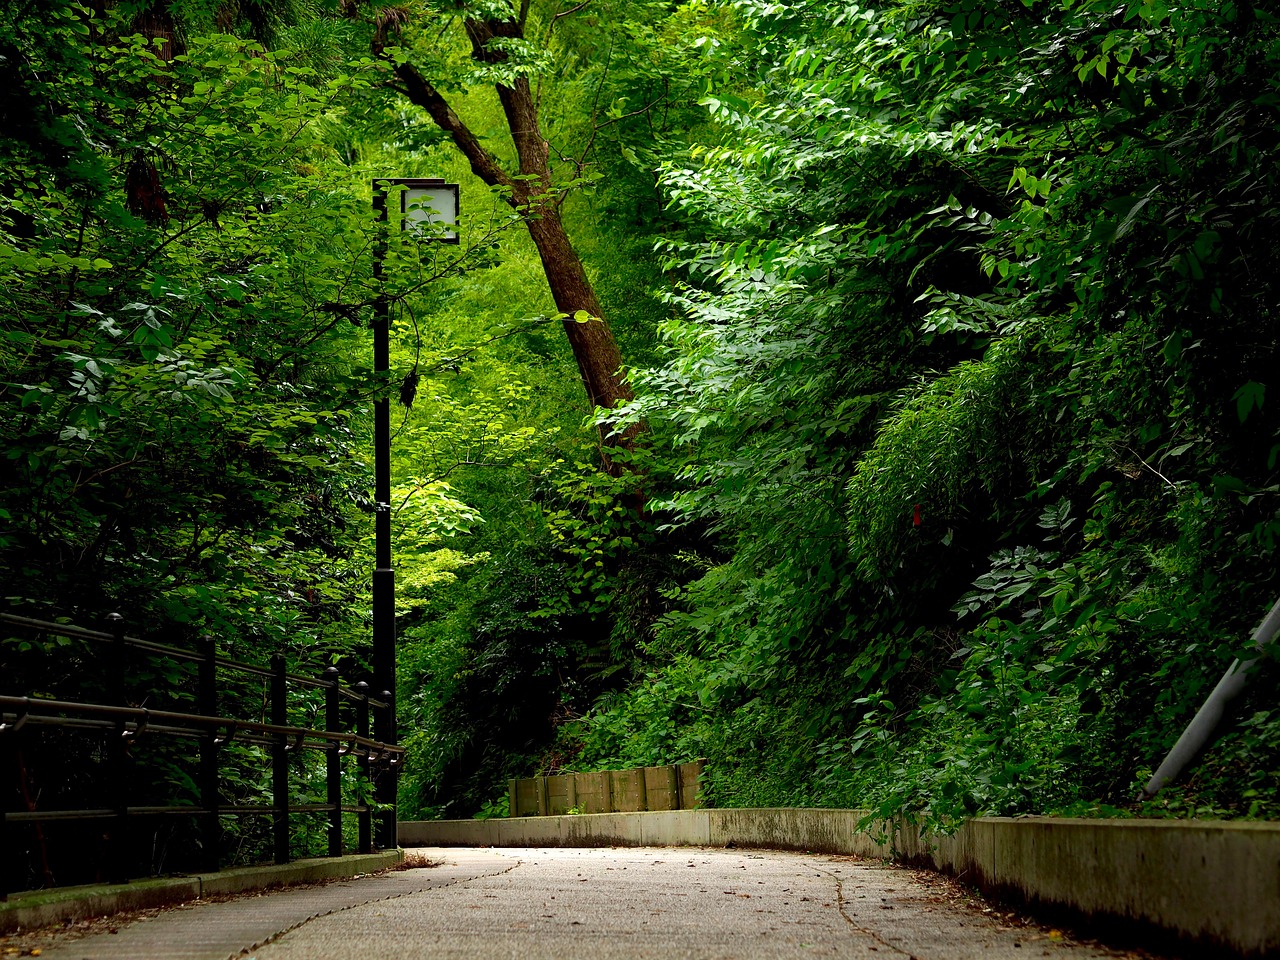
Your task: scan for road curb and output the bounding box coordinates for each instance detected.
[400,808,1280,957]
[0,850,402,934]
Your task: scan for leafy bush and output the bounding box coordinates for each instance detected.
[561,0,1280,828]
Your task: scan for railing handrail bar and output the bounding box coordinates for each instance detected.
[3,802,377,822]
[0,613,389,708]
[1,609,395,890]
[0,695,403,755]
[0,714,389,756]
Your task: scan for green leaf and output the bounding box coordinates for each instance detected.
[1233,381,1265,422]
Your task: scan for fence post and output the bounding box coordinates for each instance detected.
[198,636,220,873]
[377,689,395,850]
[271,654,289,865]
[105,613,129,884]
[354,682,371,854]
[323,666,342,857]
[1,730,11,900]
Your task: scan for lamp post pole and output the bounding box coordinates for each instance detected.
[370,184,396,849]
[370,178,459,849]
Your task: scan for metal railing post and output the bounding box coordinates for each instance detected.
[323,666,342,857]
[198,635,220,873]
[271,654,290,865]
[0,613,406,890]
[354,682,371,854]
[105,613,129,884]
[378,689,396,850]
[1,727,12,900]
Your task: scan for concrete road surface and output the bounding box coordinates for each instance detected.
[33,847,1148,960]
[252,847,1138,960]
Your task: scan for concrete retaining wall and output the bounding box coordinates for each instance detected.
[400,808,1280,956]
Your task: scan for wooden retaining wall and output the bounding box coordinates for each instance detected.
[508,761,703,817]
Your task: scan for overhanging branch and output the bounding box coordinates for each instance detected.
[393,62,517,194]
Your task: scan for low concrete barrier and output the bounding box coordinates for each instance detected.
[0,850,402,934]
[400,808,1280,957]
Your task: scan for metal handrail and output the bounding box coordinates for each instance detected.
[1,613,397,898]
[0,613,390,708]
[0,695,403,757]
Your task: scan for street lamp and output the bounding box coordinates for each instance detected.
[370,177,459,847]
[396,179,461,242]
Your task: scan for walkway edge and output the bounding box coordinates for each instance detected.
[0,850,402,934]
[400,808,1280,957]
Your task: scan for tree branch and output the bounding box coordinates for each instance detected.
[552,1,591,24]
[393,61,517,193]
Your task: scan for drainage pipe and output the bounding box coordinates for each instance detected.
[1141,595,1280,799]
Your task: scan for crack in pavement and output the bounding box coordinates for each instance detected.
[33,853,519,960]
[235,857,522,960]
[814,861,918,960]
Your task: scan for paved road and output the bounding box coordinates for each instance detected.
[34,847,1144,960]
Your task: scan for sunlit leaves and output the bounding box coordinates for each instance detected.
[572,0,1280,827]
[0,3,380,658]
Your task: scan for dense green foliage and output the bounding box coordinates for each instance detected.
[0,0,523,873]
[4,0,1279,871]
[3,22,368,629]
[564,0,1280,826]
[0,0,417,878]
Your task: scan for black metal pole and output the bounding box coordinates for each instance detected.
[105,613,129,884]
[0,735,12,899]
[371,182,398,846]
[371,183,396,715]
[271,654,289,865]
[323,666,342,857]
[197,636,220,873]
[354,681,372,855]
[378,690,396,849]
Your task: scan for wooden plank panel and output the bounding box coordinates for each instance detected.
[545,774,575,815]
[573,771,612,814]
[643,765,678,812]
[677,761,703,810]
[610,768,646,812]
[512,762,703,817]
[512,778,541,817]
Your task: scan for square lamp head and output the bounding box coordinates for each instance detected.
[375,178,460,243]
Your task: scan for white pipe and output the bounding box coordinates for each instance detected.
[1140,595,1280,799]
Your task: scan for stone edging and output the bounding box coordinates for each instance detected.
[399,808,1280,957]
[0,850,403,934]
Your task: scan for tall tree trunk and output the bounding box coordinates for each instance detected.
[526,204,628,412]
[386,9,638,463]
